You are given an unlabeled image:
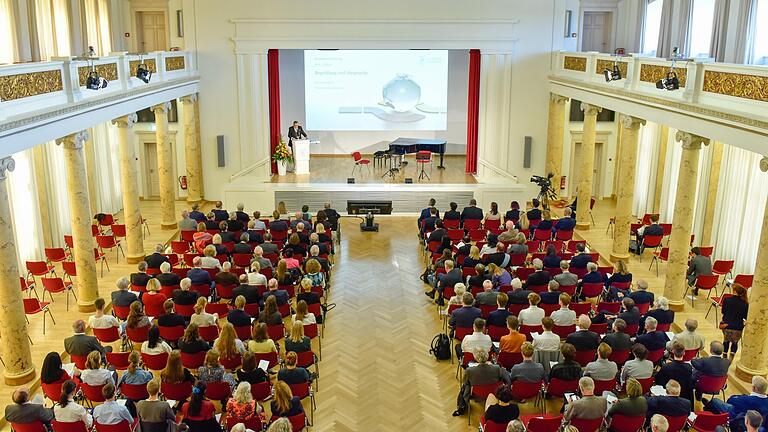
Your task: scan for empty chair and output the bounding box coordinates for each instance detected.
[41,277,77,310]
[351,151,371,175]
[24,297,55,334]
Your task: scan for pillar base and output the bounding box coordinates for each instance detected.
[609,252,630,262]
[126,254,145,264]
[77,300,97,313]
[161,222,178,230]
[4,367,35,386]
[186,196,202,204]
[575,222,591,230]
[735,361,768,381]
[667,299,685,312]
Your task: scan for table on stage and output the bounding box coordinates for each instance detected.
[388,137,447,169]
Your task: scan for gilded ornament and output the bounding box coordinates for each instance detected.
[563,56,587,72]
[702,71,768,102]
[595,59,628,78]
[0,70,63,101]
[77,63,119,86]
[639,64,687,87]
[165,56,186,71]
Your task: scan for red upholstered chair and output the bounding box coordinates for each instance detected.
[593,378,617,396]
[570,417,603,432]
[160,381,193,401]
[250,381,272,402]
[105,352,130,370]
[521,414,563,432]
[96,235,124,263]
[93,326,120,344]
[26,261,56,284]
[552,324,576,339]
[467,382,500,424]
[608,415,647,432]
[511,380,543,404]
[649,247,670,277]
[664,415,689,432]
[686,412,729,432]
[685,274,720,306]
[45,247,68,265]
[70,354,88,370]
[180,351,206,369]
[696,375,728,400]
[158,325,185,344]
[198,325,220,342]
[12,421,47,432]
[253,351,279,370]
[41,277,77,310]
[220,353,242,370]
[141,352,169,370]
[699,246,714,257]
[80,383,107,406]
[94,421,135,432]
[126,325,150,345]
[205,380,232,401]
[120,383,149,401]
[285,413,308,432]
[24,297,55,334]
[351,151,371,175]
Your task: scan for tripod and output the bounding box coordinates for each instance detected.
[382,152,400,180]
[536,185,559,211]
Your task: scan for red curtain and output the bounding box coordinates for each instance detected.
[465,49,481,174]
[267,49,281,174]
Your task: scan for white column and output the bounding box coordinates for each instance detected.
[179,94,204,202]
[152,102,177,229]
[112,113,145,264]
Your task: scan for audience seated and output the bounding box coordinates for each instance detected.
[550,343,582,381]
[259,296,283,325]
[621,344,653,383]
[506,279,532,306]
[65,319,105,357]
[524,259,550,289]
[453,348,510,416]
[180,382,222,432]
[271,381,305,419]
[564,377,607,423]
[474,280,498,307]
[692,341,731,381]
[88,297,119,330]
[510,342,546,382]
[198,350,236,389]
[126,301,151,331]
[499,316,526,354]
[118,351,153,387]
[156,262,181,287]
[160,351,195,384]
[628,280,654,306]
[554,207,576,231]
[278,351,312,385]
[284,321,311,353]
[228,296,252,327]
[635,317,667,352]
[93,383,134,425]
[705,376,768,432]
[54,379,92,427]
[5,387,54,424]
[607,378,647,420]
[688,247,713,293]
[80,351,117,386]
[236,352,268,385]
[646,380,691,420]
[483,383,520,425]
[157,299,185,328]
[667,318,706,352]
[532,317,561,352]
[584,343,618,381]
[569,243,592,269]
[145,244,169,270]
[460,199,483,225]
[179,210,198,231]
[178,324,210,354]
[655,342,694,403]
[142,326,172,355]
[551,293,577,326]
[215,262,239,287]
[137,378,176,430]
[459,317,493,359]
[130,261,152,288]
[226,382,265,425]
[640,297,674,332]
[553,260,578,287]
[248,323,278,354]
[565,315,600,352]
[602,319,632,352]
[214,323,246,357]
[174,278,200,306]
[190,297,218,327]
[518,293,545,326]
[487,292,511,328]
[112,276,139,308]
[41,352,79,385]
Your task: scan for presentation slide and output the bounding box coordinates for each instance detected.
[304,50,449,131]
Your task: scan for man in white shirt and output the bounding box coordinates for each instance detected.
[533,317,561,352]
[88,298,119,330]
[518,292,545,326]
[461,318,493,356]
[550,293,577,326]
[92,383,134,425]
[666,318,706,352]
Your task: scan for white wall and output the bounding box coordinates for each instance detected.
[278,49,469,155]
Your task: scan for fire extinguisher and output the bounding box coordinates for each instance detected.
[560,176,567,190]
[178,175,188,190]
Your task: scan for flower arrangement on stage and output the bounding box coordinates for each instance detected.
[272,136,293,163]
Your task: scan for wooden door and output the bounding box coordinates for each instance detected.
[137,11,167,52]
[144,142,160,198]
[582,12,612,52]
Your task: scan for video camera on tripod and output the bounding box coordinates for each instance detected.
[530,173,558,209]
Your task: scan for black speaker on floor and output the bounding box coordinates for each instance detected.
[405,178,413,184]
[347,178,355,184]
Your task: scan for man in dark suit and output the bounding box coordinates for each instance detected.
[155,263,181,287]
[187,257,213,287]
[111,277,138,308]
[418,198,439,229]
[287,120,307,147]
[635,317,668,351]
[444,202,461,221]
[4,387,54,424]
[569,243,592,269]
[460,199,483,224]
[601,319,632,351]
[646,380,692,420]
[507,280,534,305]
[173,278,200,305]
[581,262,606,285]
[235,203,250,223]
[628,280,655,307]
[593,297,640,326]
[554,207,577,231]
[214,262,239,288]
[64,319,105,356]
[692,341,731,380]
[188,203,205,223]
[212,201,229,222]
[233,233,253,255]
[454,348,510,415]
[322,202,340,231]
[688,247,713,294]
[260,234,279,255]
[145,244,169,270]
[565,315,601,351]
[420,208,440,237]
[487,293,511,328]
[540,280,562,305]
[527,199,542,222]
[269,210,289,232]
[655,342,695,403]
[524,259,550,289]
[449,293,482,330]
[227,213,244,233]
[204,212,220,230]
[231,274,261,305]
[705,376,768,432]
[227,295,252,328]
[294,221,311,244]
[429,260,462,303]
[636,213,664,252]
[265,278,290,306]
[130,262,152,288]
[244,221,264,244]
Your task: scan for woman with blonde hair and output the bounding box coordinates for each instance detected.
[488,263,512,288]
[304,258,325,288]
[606,259,633,301]
[277,201,288,217]
[80,350,116,385]
[315,222,331,243]
[197,349,236,388]
[284,321,311,353]
[270,381,304,418]
[142,279,167,318]
[193,222,212,253]
[190,297,218,327]
[226,381,264,424]
[160,350,194,384]
[275,259,293,286]
[463,246,482,269]
[201,245,222,270]
[446,283,467,310]
[214,322,246,358]
[516,212,530,231]
[247,322,277,354]
[126,300,150,330]
[266,418,292,432]
[247,261,267,286]
[292,300,317,325]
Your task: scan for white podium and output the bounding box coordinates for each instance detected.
[293,139,311,175]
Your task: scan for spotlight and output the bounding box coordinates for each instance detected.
[136,63,152,83]
[86,70,108,90]
[656,71,679,91]
[603,63,622,82]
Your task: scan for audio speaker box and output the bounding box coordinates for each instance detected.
[347,178,355,184]
[216,135,225,167]
[523,136,532,168]
[405,178,413,184]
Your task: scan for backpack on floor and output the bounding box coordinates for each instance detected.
[430,333,451,360]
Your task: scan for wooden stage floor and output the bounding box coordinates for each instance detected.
[271,154,477,185]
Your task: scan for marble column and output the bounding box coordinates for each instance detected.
[662,131,709,311]
[112,114,145,264]
[701,141,724,245]
[0,157,36,385]
[736,156,768,380]
[575,103,601,230]
[152,102,177,230]
[546,94,569,197]
[610,115,645,262]
[57,132,100,312]
[180,94,203,203]
[653,125,670,213]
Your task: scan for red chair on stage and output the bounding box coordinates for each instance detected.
[351,151,371,175]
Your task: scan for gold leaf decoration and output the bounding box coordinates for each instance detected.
[129,59,157,76]
[0,70,64,101]
[165,56,186,71]
[77,63,119,86]
[702,71,768,102]
[563,56,587,72]
[595,59,627,77]
[639,64,687,87]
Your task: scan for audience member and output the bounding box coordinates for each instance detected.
[646,380,691,420]
[92,383,133,425]
[550,343,582,382]
[509,342,546,382]
[584,343,618,381]
[607,378,647,419]
[705,376,768,432]
[532,317,561,352]
[453,348,510,416]
[88,298,119,330]
[518,293,545,326]
[553,260,579,287]
[551,293,577,326]
[487,292,511,328]
[563,377,607,423]
[482,384,520,425]
[278,351,312,385]
[655,341,694,403]
[54,379,92,427]
[65,319,105,357]
[722,283,749,357]
[565,315,600,352]
[111,277,138,308]
[688,247,713,294]
[499,316,526,354]
[621,344,653,383]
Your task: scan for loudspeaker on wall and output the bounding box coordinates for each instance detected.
[347,178,355,184]
[216,135,225,167]
[523,136,532,168]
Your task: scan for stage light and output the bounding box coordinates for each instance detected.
[603,64,621,82]
[86,69,108,90]
[656,71,680,91]
[136,63,152,83]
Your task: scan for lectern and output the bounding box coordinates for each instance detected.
[293,139,311,175]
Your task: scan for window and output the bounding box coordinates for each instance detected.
[84,0,112,55]
[0,0,16,64]
[642,0,664,55]
[688,0,716,57]
[750,0,768,64]
[35,0,72,59]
